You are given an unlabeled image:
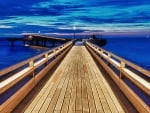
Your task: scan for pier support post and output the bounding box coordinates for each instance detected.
[45,53,48,65]
[120,61,125,79]
[107,53,111,66]
[51,41,55,47]
[29,60,35,78]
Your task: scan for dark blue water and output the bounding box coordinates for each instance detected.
[102,37,150,71]
[1,37,150,71]
[1,37,150,107]
[100,37,150,107]
[0,38,47,70]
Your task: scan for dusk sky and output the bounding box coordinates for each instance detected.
[0,0,150,37]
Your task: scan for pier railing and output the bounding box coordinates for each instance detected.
[86,41,150,113]
[0,41,73,113]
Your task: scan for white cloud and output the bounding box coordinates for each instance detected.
[0,25,13,28]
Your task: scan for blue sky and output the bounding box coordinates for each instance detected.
[0,0,150,37]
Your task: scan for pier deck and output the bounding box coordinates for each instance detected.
[20,45,125,113]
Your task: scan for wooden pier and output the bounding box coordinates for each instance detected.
[0,41,150,113]
[7,34,69,47]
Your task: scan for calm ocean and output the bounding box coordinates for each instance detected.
[0,37,150,106]
[0,38,48,70]
[101,37,150,106]
[102,37,150,71]
[0,37,150,71]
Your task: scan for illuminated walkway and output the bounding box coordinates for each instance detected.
[22,46,125,113]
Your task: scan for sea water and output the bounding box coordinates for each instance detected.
[1,37,150,71]
[0,38,47,70]
[0,37,150,106]
[101,36,150,106]
[102,37,150,71]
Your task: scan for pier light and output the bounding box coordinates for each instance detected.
[73,26,76,39]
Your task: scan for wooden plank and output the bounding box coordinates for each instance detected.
[88,67,104,112]
[54,60,72,111]
[81,49,96,113]
[22,46,127,113]
[43,47,73,113]
[24,49,71,113]
[54,110,61,113]
[31,83,54,112]
[68,48,78,113]
[77,47,82,113]
[86,46,125,113]
[60,97,70,113]
[1,42,72,113]
[25,59,67,112]
[44,55,71,113]
[93,62,125,113]
[85,78,97,113]
[75,49,82,111]
[80,48,89,113]
[68,81,76,113]
[85,46,125,113]
[61,57,75,113]
[81,79,90,113]
[90,62,119,113]
[86,44,150,113]
[89,68,112,113]
[46,89,61,113]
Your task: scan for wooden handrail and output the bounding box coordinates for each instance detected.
[86,41,150,113]
[86,42,150,93]
[0,41,72,77]
[0,41,73,113]
[87,42,150,78]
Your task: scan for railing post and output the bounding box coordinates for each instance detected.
[29,60,34,78]
[45,53,48,65]
[53,49,56,59]
[58,47,61,50]
[53,49,55,54]
[29,60,34,68]
[100,49,103,54]
[107,53,111,66]
[99,49,104,60]
[120,61,125,79]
